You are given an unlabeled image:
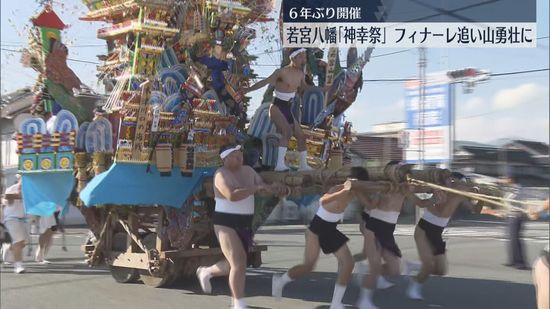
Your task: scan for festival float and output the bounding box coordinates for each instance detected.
[15,5,101,219]
[13,1,495,289]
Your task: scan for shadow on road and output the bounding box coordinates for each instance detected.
[168,268,536,309]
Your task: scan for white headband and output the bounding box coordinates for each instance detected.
[220,145,241,160]
[289,48,306,59]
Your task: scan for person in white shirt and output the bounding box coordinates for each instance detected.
[1,175,28,273]
[29,213,56,264]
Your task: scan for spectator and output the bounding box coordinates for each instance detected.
[1,175,28,273]
[503,175,529,270]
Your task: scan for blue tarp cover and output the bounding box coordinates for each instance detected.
[79,162,216,208]
[21,171,74,216]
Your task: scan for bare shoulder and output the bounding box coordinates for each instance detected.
[242,165,259,176]
[215,167,231,180]
[328,184,345,193]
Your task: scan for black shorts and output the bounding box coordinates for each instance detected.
[361,212,370,223]
[418,219,446,256]
[212,212,254,252]
[309,215,349,254]
[365,217,402,258]
[272,97,294,124]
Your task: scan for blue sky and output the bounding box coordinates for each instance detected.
[1,0,548,144]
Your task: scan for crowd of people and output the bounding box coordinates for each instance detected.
[1,138,548,309]
[194,144,548,309]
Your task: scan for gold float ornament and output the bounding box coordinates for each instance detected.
[58,157,71,169]
[23,159,34,171]
[40,158,53,170]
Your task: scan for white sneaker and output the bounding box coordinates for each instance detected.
[2,243,14,263]
[35,249,44,263]
[38,259,51,265]
[196,266,212,294]
[272,274,284,300]
[14,262,25,274]
[329,303,345,309]
[354,260,368,286]
[377,276,395,289]
[406,278,424,300]
[232,298,248,309]
[357,295,379,309]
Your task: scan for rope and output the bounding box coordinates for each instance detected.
[467,190,546,206]
[407,177,532,214]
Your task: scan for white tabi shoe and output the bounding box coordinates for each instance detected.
[377,276,395,289]
[406,277,424,300]
[232,298,248,309]
[271,273,285,300]
[196,266,212,294]
[14,262,25,274]
[274,147,290,172]
[298,151,314,171]
[357,295,379,309]
[329,302,346,309]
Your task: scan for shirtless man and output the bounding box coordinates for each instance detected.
[352,167,395,290]
[196,144,286,309]
[406,172,480,300]
[357,161,440,309]
[271,168,370,309]
[241,47,313,172]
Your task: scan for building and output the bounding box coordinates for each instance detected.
[348,134,404,167]
[452,140,550,187]
[1,88,34,187]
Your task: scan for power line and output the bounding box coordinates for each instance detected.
[0,48,100,64]
[2,47,548,81]
[490,68,549,77]
[1,42,106,48]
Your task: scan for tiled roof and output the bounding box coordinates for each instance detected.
[510,140,549,156]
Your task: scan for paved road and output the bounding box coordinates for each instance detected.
[1,221,548,309]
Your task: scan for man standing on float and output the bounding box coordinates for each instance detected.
[241,47,313,172]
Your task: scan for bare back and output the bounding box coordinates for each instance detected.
[322,184,353,214]
[427,193,467,218]
[377,190,407,213]
[426,184,474,218]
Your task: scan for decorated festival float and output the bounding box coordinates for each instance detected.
[71,0,379,287]
[13,0,507,289]
[15,5,101,220]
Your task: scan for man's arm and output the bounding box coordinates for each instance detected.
[242,69,280,94]
[214,171,264,202]
[320,183,351,205]
[355,191,380,210]
[403,184,443,208]
[299,74,330,94]
[251,167,285,197]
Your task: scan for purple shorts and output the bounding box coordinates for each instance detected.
[272,97,294,124]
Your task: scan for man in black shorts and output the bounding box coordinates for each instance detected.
[272,168,370,309]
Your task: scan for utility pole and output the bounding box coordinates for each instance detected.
[416,47,427,224]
